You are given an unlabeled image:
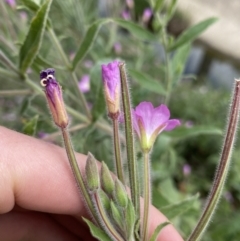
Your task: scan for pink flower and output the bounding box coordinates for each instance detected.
[126,0,134,9]
[121,10,131,20]
[142,8,152,23]
[132,102,180,152]
[5,0,15,8]
[183,164,191,176]
[102,60,121,116]
[78,75,90,93]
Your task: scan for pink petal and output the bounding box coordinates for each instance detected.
[135,102,154,136]
[164,119,181,131]
[151,104,170,131]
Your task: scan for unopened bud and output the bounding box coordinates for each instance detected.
[110,201,124,230]
[85,152,99,192]
[101,162,114,197]
[114,179,128,208]
[98,189,111,211]
[101,60,121,119]
[40,68,69,128]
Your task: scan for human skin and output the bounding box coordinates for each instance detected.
[0,126,184,241]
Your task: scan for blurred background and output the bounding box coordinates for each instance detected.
[0,0,240,240]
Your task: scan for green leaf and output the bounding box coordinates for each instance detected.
[113,18,156,41]
[168,17,218,51]
[20,0,39,12]
[82,218,112,241]
[72,19,110,70]
[149,222,170,241]
[170,43,191,85]
[153,0,165,12]
[163,126,223,139]
[166,0,177,21]
[19,0,52,74]
[128,69,166,95]
[161,194,199,219]
[72,18,155,70]
[22,115,39,136]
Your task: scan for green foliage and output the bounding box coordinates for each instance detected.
[161,194,199,219]
[19,0,52,74]
[83,218,112,241]
[0,0,237,240]
[168,17,218,51]
[149,222,170,241]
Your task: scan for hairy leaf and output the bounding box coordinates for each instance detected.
[19,0,52,74]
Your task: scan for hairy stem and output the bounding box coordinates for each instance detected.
[142,152,151,241]
[119,62,140,220]
[61,128,97,223]
[94,191,125,241]
[112,118,125,184]
[187,79,240,241]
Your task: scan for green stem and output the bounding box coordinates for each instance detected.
[48,28,91,119]
[48,28,70,66]
[0,89,32,96]
[61,128,98,223]
[94,191,125,241]
[161,28,171,104]
[187,79,240,241]
[119,63,140,219]
[142,152,151,241]
[112,118,125,185]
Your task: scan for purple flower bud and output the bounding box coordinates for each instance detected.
[78,75,90,93]
[5,0,15,8]
[113,42,122,54]
[102,60,121,117]
[142,8,152,23]
[132,102,180,152]
[126,0,134,9]
[40,68,69,128]
[121,10,131,20]
[183,164,191,176]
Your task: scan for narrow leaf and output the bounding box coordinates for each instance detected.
[128,69,166,95]
[72,19,110,70]
[171,43,191,85]
[113,18,156,41]
[82,218,112,241]
[149,222,170,241]
[20,0,39,11]
[161,194,199,219]
[168,17,218,51]
[154,0,165,12]
[163,126,222,138]
[166,0,177,21]
[19,0,52,74]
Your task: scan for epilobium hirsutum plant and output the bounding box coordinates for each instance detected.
[40,61,240,241]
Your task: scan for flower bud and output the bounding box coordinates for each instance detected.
[100,162,115,197]
[85,152,100,192]
[114,179,128,208]
[101,60,121,119]
[110,201,124,231]
[40,68,69,128]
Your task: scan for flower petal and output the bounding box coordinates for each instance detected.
[164,119,181,131]
[151,104,170,131]
[135,102,154,135]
